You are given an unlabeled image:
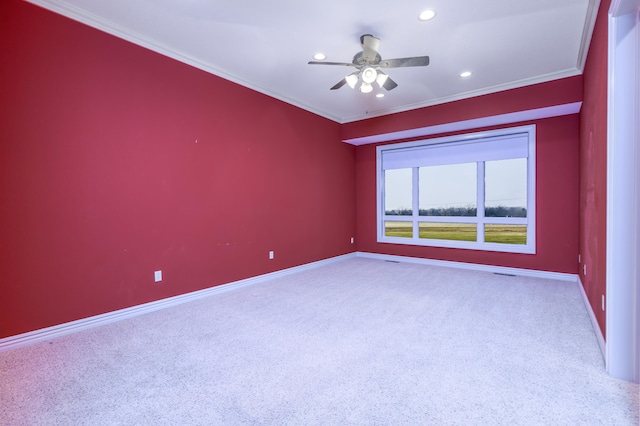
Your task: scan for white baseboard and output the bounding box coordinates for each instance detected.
[577,275,607,362]
[356,251,578,282]
[2,252,598,356]
[0,253,357,353]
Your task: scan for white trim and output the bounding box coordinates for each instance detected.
[610,0,640,16]
[342,0,597,125]
[606,0,640,383]
[343,103,581,146]
[577,0,603,71]
[22,0,345,123]
[338,70,583,124]
[356,252,577,282]
[23,1,589,125]
[578,276,607,362]
[0,253,356,353]
[376,126,536,254]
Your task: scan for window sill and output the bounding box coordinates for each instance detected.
[377,236,536,254]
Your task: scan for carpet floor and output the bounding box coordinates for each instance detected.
[1,257,638,425]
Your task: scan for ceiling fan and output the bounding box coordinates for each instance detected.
[308,34,430,93]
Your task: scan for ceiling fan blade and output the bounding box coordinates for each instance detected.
[308,61,357,67]
[382,76,398,91]
[330,79,347,90]
[380,56,430,68]
[360,34,381,62]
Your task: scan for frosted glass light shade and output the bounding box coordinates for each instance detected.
[360,82,373,93]
[345,73,359,89]
[361,67,377,84]
[376,72,389,88]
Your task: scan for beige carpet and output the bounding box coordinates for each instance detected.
[1,257,638,425]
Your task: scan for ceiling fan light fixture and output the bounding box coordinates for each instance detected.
[313,53,327,61]
[345,73,359,89]
[460,71,472,78]
[360,82,373,93]
[361,67,378,84]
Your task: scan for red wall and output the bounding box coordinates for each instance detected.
[353,115,580,273]
[341,76,583,141]
[0,0,601,341]
[0,1,355,338]
[579,0,611,338]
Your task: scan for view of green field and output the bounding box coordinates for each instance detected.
[484,224,527,244]
[384,222,527,245]
[419,223,477,241]
[384,222,414,238]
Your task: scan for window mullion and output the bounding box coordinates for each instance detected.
[477,161,485,243]
[412,167,419,239]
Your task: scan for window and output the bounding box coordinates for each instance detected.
[377,125,535,253]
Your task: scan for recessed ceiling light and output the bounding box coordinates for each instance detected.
[313,53,326,61]
[419,9,436,21]
[376,93,385,98]
[460,71,472,78]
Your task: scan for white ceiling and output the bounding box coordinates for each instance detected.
[28,0,598,123]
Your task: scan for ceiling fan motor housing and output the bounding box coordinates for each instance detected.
[353,51,382,66]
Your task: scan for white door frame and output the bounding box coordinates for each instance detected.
[606,0,640,383]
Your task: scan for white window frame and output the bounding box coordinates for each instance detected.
[376,125,536,254]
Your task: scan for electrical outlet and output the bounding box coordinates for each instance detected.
[154,270,162,282]
[583,264,587,276]
[350,237,354,244]
[269,251,274,260]
[578,254,581,263]
[602,295,605,311]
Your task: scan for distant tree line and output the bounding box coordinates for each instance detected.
[385,206,526,217]
[484,206,527,218]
